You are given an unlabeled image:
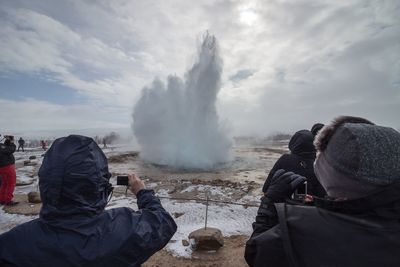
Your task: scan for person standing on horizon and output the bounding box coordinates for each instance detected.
[17,137,25,152]
[41,140,47,151]
[103,138,107,148]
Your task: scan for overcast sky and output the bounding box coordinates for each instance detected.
[0,0,399,137]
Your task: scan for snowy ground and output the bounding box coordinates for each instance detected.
[0,143,286,258]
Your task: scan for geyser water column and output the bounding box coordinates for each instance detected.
[132,33,232,169]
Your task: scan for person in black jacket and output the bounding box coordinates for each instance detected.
[0,135,177,267]
[245,116,400,267]
[17,137,25,152]
[310,123,324,137]
[262,129,326,198]
[0,135,17,205]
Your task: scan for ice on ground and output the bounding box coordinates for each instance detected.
[1,144,271,259]
[0,209,38,233]
[181,185,226,197]
[161,197,257,257]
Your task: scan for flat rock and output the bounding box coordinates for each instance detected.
[28,191,41,203]
[189,227,224,251]
[182,239,190,247]
[173,212,185,218]
[16,179,34,186]
[2,194,41,215]
[25,161,38,166]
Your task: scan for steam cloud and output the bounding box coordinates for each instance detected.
[132,33,232,169]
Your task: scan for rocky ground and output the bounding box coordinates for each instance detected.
[1,143,287,266]
[144,235,249,267]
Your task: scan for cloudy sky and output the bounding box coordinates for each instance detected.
[0,0,399,137]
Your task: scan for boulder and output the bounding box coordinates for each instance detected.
[16,179,34,186]
[29,155,37,160]
[23,160,38,166]
[173,212,185,218]
[28,191,41,203]
[188,227,224,251]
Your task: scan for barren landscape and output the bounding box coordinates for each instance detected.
[1,143,287,266]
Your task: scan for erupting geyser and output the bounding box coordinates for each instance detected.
[132,33,232,169]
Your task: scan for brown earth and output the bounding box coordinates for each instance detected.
[108,152,139,163]
[143,235,249,267]
[3,193,41,215]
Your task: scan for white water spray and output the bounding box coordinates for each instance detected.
[132,33,232,169]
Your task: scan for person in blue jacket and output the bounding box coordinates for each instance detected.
[0,135,177,267]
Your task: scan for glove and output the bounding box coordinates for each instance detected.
[265,169,306,202]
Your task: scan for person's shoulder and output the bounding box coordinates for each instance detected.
[248,224,283,248]
[275,153,299,166]
[105,207,135,216]
[0,218,41,241]
[275,202,317,219]
[277,202,318,214]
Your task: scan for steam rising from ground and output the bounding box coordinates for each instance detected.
[132,34,232,169]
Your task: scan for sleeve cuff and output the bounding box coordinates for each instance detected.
[136,188,154,199]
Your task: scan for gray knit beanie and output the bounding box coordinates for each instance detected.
[314,116,400,198]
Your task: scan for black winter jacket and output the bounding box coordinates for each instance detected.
[0,135,177,267]
[263,130,326,197]
[245,183,400,267]
[0,141,16,167]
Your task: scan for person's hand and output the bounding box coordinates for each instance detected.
[128,174,145,196]
[264,169,306,202]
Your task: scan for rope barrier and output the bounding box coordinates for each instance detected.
[112,190,261,208]
[156,195,260,207]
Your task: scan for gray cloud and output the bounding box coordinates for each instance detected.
[229,69,257,83]
[0,0,399,135]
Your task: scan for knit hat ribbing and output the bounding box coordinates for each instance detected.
[316,121,400,186]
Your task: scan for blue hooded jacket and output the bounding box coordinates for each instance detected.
[0,135,177,267]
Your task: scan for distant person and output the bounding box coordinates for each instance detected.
[0,135,18,206]
[311,123,324,136]
[262,129,326,198]
[0,135,177,266]
[17,137,25,152]
[245,116,400,267]
[103,138,107,148]
[40,140,47,151]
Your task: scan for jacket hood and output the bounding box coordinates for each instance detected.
[38,135,112,225]
[289,130,316,155]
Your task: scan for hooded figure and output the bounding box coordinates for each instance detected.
[0,135,177,267]
[310,123,324,136]
[245,116,400,267]
[262,130,326,197]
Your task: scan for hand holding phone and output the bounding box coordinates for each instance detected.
[116,174,145,196]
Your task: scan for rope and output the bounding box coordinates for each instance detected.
[112,191,260,207]
[157,195,260,207]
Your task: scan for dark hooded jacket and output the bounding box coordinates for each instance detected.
[263,130,326,197]
[0,140,16,167]
[245,183,400,267]
[0,135,177,267]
